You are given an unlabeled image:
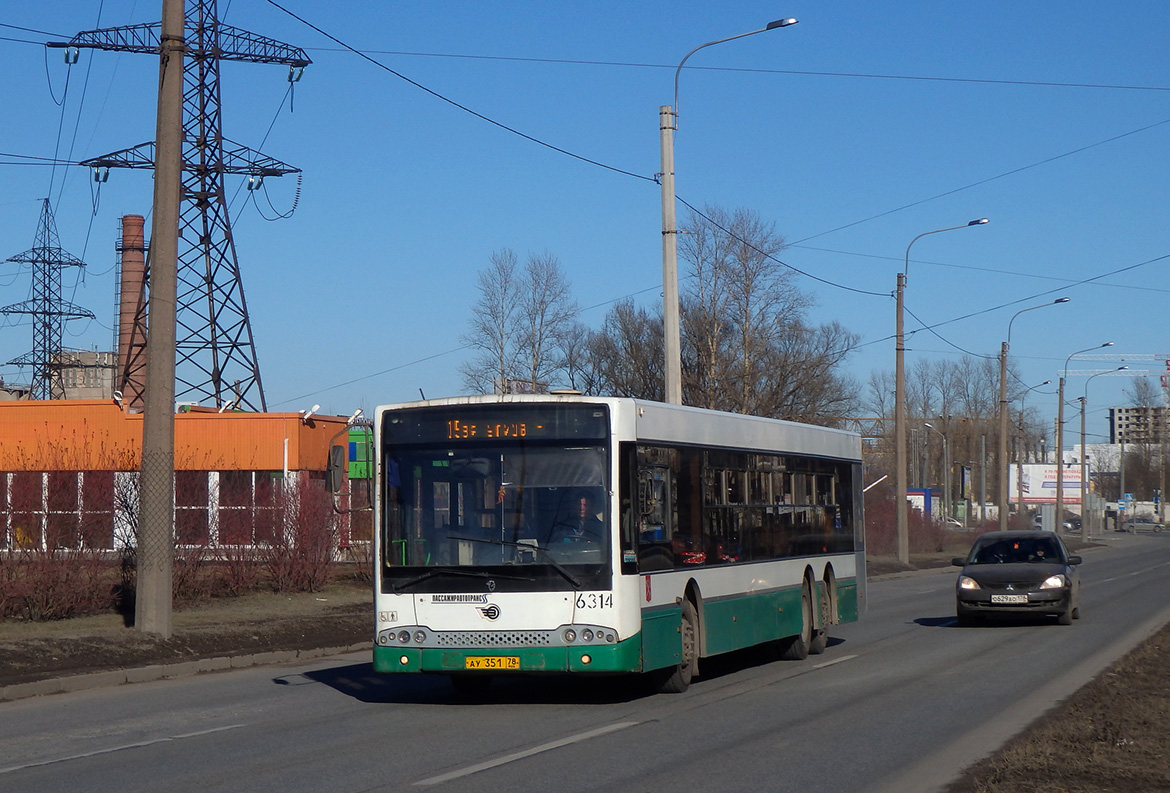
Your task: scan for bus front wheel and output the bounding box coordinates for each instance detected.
[655,600,698,694]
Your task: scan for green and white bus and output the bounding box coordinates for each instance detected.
[370,394,864,693]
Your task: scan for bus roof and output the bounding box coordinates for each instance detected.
[374,394,862,463]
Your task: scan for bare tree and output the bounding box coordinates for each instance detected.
[460,249,579,394]
[867,370,896,419]
[516,252,578,391]
[587,299,664,400]
[679,205,806,413]
[1126,376,1160,407]
[460,249,522,394]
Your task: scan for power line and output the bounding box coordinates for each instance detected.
[791,116,1170,244]
[296,45,1170,94]
[791,243,1170,296]
[676,196,888,297]
[266,0,654,184]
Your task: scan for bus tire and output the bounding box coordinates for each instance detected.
[778,582,813,661]
[809,579,831,655]
[655,600,698,693]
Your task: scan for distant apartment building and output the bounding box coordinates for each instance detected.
[1110,405,1169,444]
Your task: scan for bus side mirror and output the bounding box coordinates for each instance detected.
[326,444,347,493]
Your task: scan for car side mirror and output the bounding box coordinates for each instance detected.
[951,557,966,567]
[1066,555,1082,566]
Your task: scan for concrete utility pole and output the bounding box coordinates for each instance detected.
[137,0,185,638]
[998,298,1068,531]
[1056,342,1113,530]
[895,219,987,562]
[659,18,797,405]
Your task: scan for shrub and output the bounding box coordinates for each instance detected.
[262,476,338,593]
[0,546,120,621]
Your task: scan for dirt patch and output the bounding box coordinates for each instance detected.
[0,582,372,687]
[944,620,1170,792]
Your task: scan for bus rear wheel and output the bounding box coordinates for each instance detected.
[809,579,831,655]
[778,582,813,661]
[655,600,698,693]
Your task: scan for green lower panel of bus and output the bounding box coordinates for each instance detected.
[371,576,858,677]
[683,577,860,658]
[373,635,645,675]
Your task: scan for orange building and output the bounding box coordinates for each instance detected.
[0,400,357,550]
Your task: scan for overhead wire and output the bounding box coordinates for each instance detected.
[9,9,1165,398]
[261,3,1170,405]
[295,46,1170,94]
[265,0,655,184]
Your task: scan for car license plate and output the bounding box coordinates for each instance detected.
[465,656,520,670]
[991,594,1028,604]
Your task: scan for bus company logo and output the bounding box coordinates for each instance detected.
[431,594,488,604]
[486,580,497,592]
[477,604,501,620]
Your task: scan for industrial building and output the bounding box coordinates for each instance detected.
[0,399,363,552]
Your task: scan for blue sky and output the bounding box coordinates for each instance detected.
[1,1,1167,449]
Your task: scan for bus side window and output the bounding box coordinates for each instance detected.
[636,466,674,571]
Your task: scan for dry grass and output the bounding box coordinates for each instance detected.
[944,621,1170,792]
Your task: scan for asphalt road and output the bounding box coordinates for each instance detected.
[2,533,1168,793]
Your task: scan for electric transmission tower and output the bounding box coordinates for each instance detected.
[1,199,96,400]
[50,0,310,411]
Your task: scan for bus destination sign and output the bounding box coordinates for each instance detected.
[447,419,534,440]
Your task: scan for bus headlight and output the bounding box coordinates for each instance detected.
[398,630,411,644]
[413,630,427,644]
[563,628,577,643]
[581,629,594,642]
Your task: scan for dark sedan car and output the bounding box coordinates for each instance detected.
[952,530,1082,626]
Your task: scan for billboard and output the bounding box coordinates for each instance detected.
[1008,463,1084,504]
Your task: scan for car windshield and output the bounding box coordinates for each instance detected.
[970,536,1062,565]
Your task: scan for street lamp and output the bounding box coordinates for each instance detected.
[895,218,988,564]
[998,298,1070,530]
[1015,380,1052,517]
[1056,342,1114,523]
[924,422,950,522]
[660,18,798,405]
[1080,366,1128,540]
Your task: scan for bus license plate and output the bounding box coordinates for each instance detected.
[991,594,1028,604]
[465,656,520,670]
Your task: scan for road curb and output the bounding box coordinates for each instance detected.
[0,642,369,703]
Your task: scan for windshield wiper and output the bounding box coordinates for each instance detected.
[447,534,583,589]
[389,566,533,595]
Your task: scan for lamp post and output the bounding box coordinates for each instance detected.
[895,218,988,564]
[660,17,797,405]
[924,422,950,521]
[1056,342,1114,527]
[1015,380,1052,516]
[1080,366,1128,540]
[998,298,1069,530]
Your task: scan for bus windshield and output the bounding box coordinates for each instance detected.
[383,443,610,574]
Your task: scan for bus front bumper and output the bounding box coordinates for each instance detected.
[373,634,643,675]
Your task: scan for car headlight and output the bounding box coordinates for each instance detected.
[958,576,980,590]
[1040,575,1067,589]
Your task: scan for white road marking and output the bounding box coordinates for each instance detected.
[0,723,245,775]
[813,653,857,669]
[414,721,639,786]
